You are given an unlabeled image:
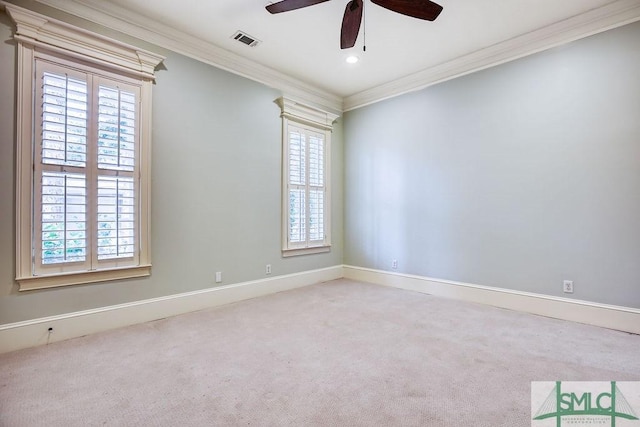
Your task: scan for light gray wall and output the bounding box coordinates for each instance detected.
[344,21,640,308]
[0,7,343,324]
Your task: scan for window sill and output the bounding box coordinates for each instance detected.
[17,265,152,291]
[282,245,331,258]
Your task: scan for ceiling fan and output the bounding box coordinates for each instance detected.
[266,0,443,49]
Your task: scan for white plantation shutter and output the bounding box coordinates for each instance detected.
[289,189,306,243]
[97,176,135,260]
[40,172,87,265]
[34,62,91,274]
[288,129,306,244]
[286,125,326,248]
[308,135,324,243]
[33,58,141,276]
[97,86,136,171]
[39,70,88,266]
[41,72,88,167]
[94,78,139,268]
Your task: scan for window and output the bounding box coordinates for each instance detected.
[8,4,164,290]
[35,59,140,274]
[277,97,338,256]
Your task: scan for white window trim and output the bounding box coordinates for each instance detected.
[277,97,339,257]
[7,4,165,291]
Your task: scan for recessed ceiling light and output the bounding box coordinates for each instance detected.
[346,55,359,64]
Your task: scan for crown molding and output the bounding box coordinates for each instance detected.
[12,0,640,113]
[26,0,343,112]
[343,0,640,111]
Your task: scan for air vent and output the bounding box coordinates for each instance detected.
[231,31,260,48]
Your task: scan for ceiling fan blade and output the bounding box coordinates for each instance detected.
[266,0,330,14]
[340,0,363,49]
[371,0,443,21]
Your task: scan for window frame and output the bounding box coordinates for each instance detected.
[277,97,338,257]
[7,4,164,290]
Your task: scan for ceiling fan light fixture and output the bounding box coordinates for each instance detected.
[346,55,359,64]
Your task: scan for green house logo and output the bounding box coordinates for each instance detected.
[532,381,639,427]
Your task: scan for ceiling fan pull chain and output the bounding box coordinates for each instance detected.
[363,0,367,52]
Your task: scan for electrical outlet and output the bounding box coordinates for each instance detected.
[392,259,398,269]
[215,272,222,283]
[563,280,574,294]
[266,264,271,275]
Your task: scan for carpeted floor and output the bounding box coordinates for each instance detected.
[0,279,638,426]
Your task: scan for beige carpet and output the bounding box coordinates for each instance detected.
[0,279,638,426]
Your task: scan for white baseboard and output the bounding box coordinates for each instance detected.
[0,265,343,354]
[3,264,637,354]
[343,265,640,335]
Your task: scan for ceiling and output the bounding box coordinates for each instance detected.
[31,0,640,110]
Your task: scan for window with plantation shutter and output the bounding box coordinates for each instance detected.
[277,97,338,257]
[287,126,326,246]
[31,58,144,280]
[9,4,164,290]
